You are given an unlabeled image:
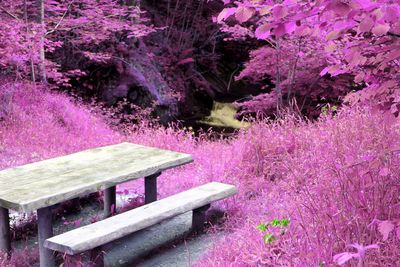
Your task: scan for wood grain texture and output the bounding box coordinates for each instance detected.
[44,182,237,255]
[0,143,193,213]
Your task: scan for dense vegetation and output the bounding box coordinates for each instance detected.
[0,0,399,266]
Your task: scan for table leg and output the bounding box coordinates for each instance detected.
[104,186,116,218]
[37,206,55,267]
[0,207,11,256]
[192,204,211,233]
[145,172,161,204]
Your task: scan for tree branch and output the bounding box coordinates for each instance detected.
[0,6,21,21]
[45,1,74,36]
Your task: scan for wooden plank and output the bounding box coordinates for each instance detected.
[44,182,237,255]
[0,143,193,213]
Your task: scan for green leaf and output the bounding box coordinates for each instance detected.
[281,218,290,227]
[257,223,267,232]
[263,233,276,244]
[271,219,280,227]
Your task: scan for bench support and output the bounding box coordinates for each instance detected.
[104,186,116,218]
[192,204,211,232]
[145,172,161,204]
[0,207,11,256]
[38,206,55,267]
[90,246,104,267]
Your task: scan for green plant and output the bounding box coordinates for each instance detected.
[257,218,290,244]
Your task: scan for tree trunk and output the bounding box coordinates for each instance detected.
[25,0,36,82]
[36,0,47,83]
[275,38,283,111]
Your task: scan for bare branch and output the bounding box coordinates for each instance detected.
[45,1,74,36]
[0,6,21,21]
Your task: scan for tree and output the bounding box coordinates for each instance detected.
[0,0,153,86]
[217,0,400,114]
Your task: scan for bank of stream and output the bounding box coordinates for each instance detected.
[183,101,251,138]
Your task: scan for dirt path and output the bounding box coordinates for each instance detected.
[11,197,222,266]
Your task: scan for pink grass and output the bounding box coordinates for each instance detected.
[0,82,399,266]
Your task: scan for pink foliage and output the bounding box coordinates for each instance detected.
[193,108,400,266]
[0,80,123,169]
[236,37,352,116]
[0,0,153,85]
[218,0,400,113]
[1,81,400,266]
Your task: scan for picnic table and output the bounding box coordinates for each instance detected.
[0,142,193,267]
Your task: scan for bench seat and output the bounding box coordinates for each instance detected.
[44,182,237,257]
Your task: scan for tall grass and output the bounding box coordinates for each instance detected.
[0,82,399,266]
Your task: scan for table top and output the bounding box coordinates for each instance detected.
[0,142,193,213]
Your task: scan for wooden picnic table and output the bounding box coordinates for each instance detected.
[0,142,192,267]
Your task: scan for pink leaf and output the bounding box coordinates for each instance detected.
[383,5,400,23]
[385,49,400,62]
[329,2,351,16]
[177,57,195,65]
[354,72,365,83]
[255,24,271,39]
[348,243,379,261]
[217,8,236,23]
[274,23,286,37]
[333,252,358,265]
[358,16,374,33]
[272,5,288,20]
[378,220,395,241]
[326,30,340,40]
[259,6,272,16]
[320,67,329,76]
[235,7,255,23]
[372,23,390,36]
[285,22,297,34]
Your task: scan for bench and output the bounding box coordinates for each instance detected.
[44,182,237,266]
[0,142,193,267]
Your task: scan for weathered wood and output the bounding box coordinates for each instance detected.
[90,246,104,267]
[103,186,116,218]
[0,207,11,255]
[44,182,237,255]
[0,142,193,213]
[145,172,161,204]
[38,206,55,267]
[192,204,211,232]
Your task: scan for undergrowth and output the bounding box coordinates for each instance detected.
[0,82,399,266]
